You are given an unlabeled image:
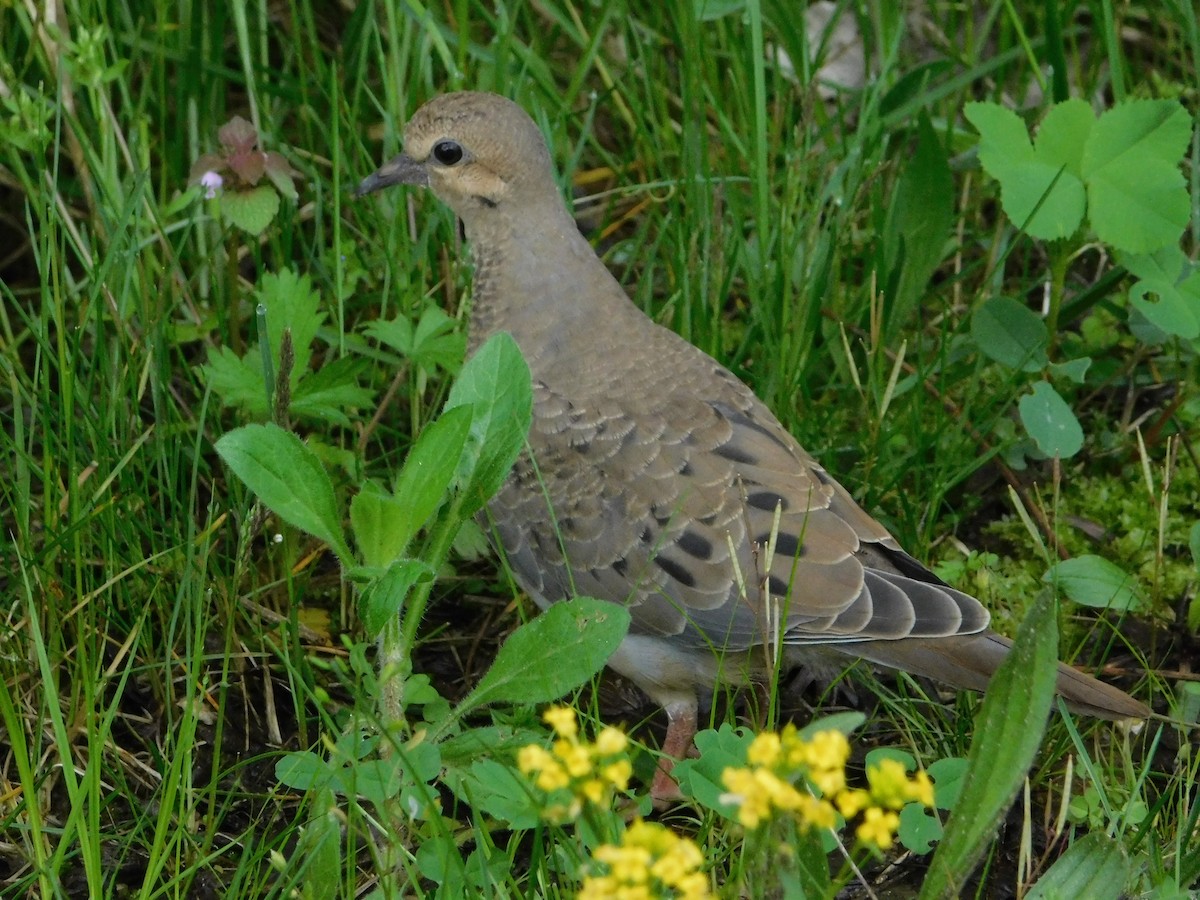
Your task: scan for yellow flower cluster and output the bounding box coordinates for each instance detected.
[720,726,935,850]
[516,706,633,822]
[579,819,712,900]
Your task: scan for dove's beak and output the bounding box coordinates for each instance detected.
[355,153,428,197]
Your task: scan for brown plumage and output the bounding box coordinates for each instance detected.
[358,91,1149,798]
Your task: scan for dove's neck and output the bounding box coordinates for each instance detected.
[464,200,639,372]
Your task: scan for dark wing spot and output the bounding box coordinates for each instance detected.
[714,441,756,465]
[613,558,628,576]
[812,468,833,485]
[719,406,795,452]
[676,529,713,560]
[767,575,791,596]
[747,490,788,512]
[476,196,498,209]
[640,526,654,545]
[654,554,696,588]
[773,532,803,559]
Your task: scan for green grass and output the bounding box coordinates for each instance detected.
[2,0,1198,896]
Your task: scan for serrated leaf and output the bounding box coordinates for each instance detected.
[1002,158,1087,240]
[1082,100,1192,253]
[455,597,630,716]
[966,102,1087,240]
[1044,554,1145,611]
[444,333,533,516]
[220,184,280,235]
[1019,380,1083,458]
[1034,98,1093,175]
[216,423,350,558]
[201,345,269,415]
[971,296,1049,372]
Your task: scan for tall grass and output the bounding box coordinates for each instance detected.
[1,0,1196,896]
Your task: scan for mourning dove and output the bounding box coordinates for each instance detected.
[358,92,1150,798]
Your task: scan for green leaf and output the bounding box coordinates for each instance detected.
[919,591,1059,900]
[200,346,269,416]
[291,357,374,425]
[290,789,343,900]
[358,559,435,636]
[455,597,630,716]
[965,101,1086,240]
[1019,380,1083,458]
[1123,247,1200,340]
[349,406,472,568]
[1082,100,1192,253]
[219,184,280,235]
[1024,832,1133,899]
[673,723,757,813]
[1190,521,1200,571]
[1049,356,1091,383]
[257,269,324,382]
[449,758,542,829]
[391,405,473,544]
[215,423,350,559]
[1044,554,1145,611]
[1034,98,1093,176]
[883,112,954,334]
[898,800,942,855]
[971,296,1049,372]
[275,751,335,791]
[444,332,533,516]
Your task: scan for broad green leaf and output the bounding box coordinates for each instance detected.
[448,758,542,829]
[1082,100,1192,253]
[359,559,435,636]
[1024,832,1133,899]
[215,423,350,558]
[966,102,1085,240]
[1034,98,1093,175]
[919,591,1058,899]
[455,597,630,715]
[1019,381,1083,458]
[391,404,473,543]
[1190,521,1200,571]
[289,788,343,900]
[884,112,954,334]
[350,406,472,567]
[971,296,1049,372]
[1123,247,1200,340]
[674,723,757,813]
[275,751,334,790]
[1000,158,1086,240]
[220,184,280,235]
[444,332,533,516]
[1044,554,1145,611]
[965,102,1034,173]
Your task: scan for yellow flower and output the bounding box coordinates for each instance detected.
[596,726,628,754]
[867,757,932,809]
[543,705,578,738]
[747,731,782,767]
[585,820,712,900]
[856,807,900,850]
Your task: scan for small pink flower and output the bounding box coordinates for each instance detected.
[199,170,223,199]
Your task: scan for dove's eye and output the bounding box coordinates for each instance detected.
[432,141,464,165]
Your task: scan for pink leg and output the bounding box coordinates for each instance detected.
[650,698,698,804]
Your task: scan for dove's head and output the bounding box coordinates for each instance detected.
[356,91,562,221]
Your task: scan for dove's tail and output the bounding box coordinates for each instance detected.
[842,631,1150,721]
